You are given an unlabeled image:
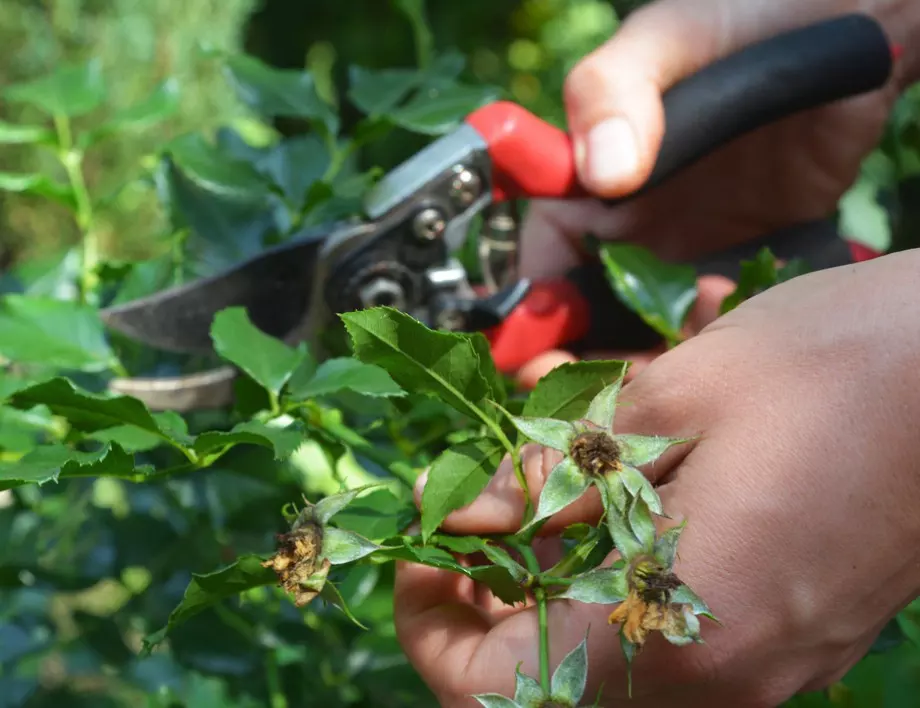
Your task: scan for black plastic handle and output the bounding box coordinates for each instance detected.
[567,218,854,353]
[606,13,894,204]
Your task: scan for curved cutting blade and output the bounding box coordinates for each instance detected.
[101,224,340,354]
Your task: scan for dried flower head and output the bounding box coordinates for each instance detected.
[607,555,697,649]
[263,514,331,607]
[512,372,693,557]
[262,486,385,608]
[555,521,718,698]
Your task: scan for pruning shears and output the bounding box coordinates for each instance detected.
[101,14,898,411]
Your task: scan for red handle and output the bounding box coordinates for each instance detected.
[466,102,588,203]
[485,239,882,374]
[484,278,592,374]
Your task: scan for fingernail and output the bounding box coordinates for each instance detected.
[584,116,639,190]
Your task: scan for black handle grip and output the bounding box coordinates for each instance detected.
[605,14,894,205]
[568,218,854,353]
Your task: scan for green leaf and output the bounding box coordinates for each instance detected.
[143,554,276,651]
[467,565,526,606]
[313,484,383,525]
[420,438,505,541]
[0,404,55,452]
[340,307,501,425]
[598,243,698,344]
[430,534,490,555]
[617,465,661,516]
[511,416,575,451]
[473,695,521,708]
[109,79,180,130]
[192,420,305,460]
[348,66,420,115]
[653,521,686,569]
[545,526,607,580]
[222,54,338,137]
[585,377,626,430]
[625,493,658,553]
[513,667,546,708]
[7,378,187,443]
[332,489,416,541]
[620,632,638,698]
[470,332,507,405]
[0,121,55,145]
[480,544,530,584]
[285,358,405,400]
[839,176,892,253]
[83,79,180,146]
[599,479,645,560]
[321,527,382,565]
[617,434,690,468]
[319,580,368,630]
[523,360,629,421]
[159,158,278,278]
[0,172,75,208]
[256,134,330,207]
[556,567,628,604]
[550,635,589,707]
[719,247,810,315]
[0,295,119,372]
[3,59,106,117]
[211,307,306,397]
[167,133,272,199]
[527,458,590,530]
[388,83,501,135]
[671,584,718,621]
[0,442,137,491]
[379,542,525,605]
[87,423,165,453]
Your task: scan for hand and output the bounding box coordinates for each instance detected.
[518,0,915,285]
[394,250,920,707]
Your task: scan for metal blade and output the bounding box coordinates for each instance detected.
[101,224,340,354]
[108,367,237,411]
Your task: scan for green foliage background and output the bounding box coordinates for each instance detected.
[0,1,919,707]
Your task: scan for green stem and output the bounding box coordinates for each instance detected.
[519,545,551,694]
[54,114,98,305]
[265,652,288,708]
[536,588,551,692]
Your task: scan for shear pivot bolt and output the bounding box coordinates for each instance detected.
[358,277,406,310]
[413,208,446,241]
[449,167,482,207]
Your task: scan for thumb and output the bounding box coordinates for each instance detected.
[565,0,816,197]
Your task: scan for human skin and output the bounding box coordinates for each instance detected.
[393,0,920,706]
[396,251,920,707]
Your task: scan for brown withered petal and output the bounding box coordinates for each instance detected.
[607,588,691,649]
[262,520,327,607]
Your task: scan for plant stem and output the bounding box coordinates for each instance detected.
[265,652,288,708]
[536,587,551,692]
[520,545,551,694]
[54,114,98,305]
[511,447,533,523]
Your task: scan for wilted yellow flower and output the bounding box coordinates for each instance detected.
[607,556,701,650]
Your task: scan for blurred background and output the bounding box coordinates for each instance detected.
[3,0,917,273]
[2,2,920,707]
[0,0,635,270]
